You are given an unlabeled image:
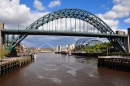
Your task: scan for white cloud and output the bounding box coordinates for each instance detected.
[97,14,119,31]
[0,0,49,29]
[113,0,121,4]
[113,0,130,6]
[98,1,130,20]
[103,19,119,31]
[124,18,130,23]
[48,0,60,8]
[0,0,91,47]
[33,0,46,11]
[0,0,51,47]
[97,0,130,31]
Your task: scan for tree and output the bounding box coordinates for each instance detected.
[0,46,10,63]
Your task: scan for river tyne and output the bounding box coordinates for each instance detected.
[0,53,130,86]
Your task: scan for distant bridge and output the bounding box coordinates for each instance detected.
[0,8,128,52]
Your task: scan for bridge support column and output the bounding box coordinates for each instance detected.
[0,22,4,48]
[128,28,130,53]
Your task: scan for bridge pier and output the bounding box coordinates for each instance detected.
[128,28,130,53]
[0,22,4,48]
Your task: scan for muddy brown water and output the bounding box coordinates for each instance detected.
[0,53,130,86]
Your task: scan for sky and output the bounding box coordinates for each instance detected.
[0,0,130,48]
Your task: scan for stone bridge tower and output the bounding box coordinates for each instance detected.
[0,22,4,47]
[128,28,130,53]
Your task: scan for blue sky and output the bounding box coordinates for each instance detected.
[20,0,110,12]
[0,0,130,48]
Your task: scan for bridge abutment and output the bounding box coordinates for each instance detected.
[116,30,128,52]
[128,28,130,53]
[0,22,4,47]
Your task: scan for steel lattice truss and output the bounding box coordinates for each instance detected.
[8,8,127,52]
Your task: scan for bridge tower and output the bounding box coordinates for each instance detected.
[128,28,130,52]
[116,30,129,52]
[0,22,4,47]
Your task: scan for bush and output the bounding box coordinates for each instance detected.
[0,46,10,60]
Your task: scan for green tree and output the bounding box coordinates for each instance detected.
[76,42,113,53]
[0,46,10,63]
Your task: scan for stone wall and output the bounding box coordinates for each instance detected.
[0,22,4,47]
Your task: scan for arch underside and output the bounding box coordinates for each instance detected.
[9,8,127,52]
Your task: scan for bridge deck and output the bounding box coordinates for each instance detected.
[1,29,128,38]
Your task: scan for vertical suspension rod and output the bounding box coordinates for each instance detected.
[47,22,48,31]
[60,18,61,31]
[55,19,56,31]
[52,20,53,31]
[42,24,43,30]
[70,18,71,32]
[75,18,76,32]
[57,19,58,31]
[79,19,81,32]
[83,20,85,32]
[65,18,67,31]
[49,21,50,31]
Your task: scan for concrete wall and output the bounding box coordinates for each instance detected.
[0,22,4,47]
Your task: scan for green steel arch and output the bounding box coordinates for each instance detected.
[9,8,127,52]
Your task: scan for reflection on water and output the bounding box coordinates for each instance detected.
[0,53,130,86]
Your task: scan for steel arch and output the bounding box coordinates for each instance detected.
[9,8,127,52]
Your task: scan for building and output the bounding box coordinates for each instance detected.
[116,30,125,35]
[65,45,69,49]
[65,44,75,50]
[75,38,102,48]
[21,44,27,53]
[56,45,62,52]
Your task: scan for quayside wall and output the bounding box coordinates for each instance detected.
[55,52,129,57]
[98,56,130,72]
[0,56,31,76]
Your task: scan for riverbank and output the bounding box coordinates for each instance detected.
[55,51,129,57]
[0,56,31,77]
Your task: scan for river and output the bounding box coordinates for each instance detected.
[0,53,130,86]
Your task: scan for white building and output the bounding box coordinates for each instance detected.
[65,45,69,49]
[70,44,75,50]
[56,45,62,52]
[65,44,75,50]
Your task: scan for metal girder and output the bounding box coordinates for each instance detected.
[2,29,128,38]
[8,8,127,52]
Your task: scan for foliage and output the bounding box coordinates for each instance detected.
[0,46,10,59]
[74,42,112,53]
